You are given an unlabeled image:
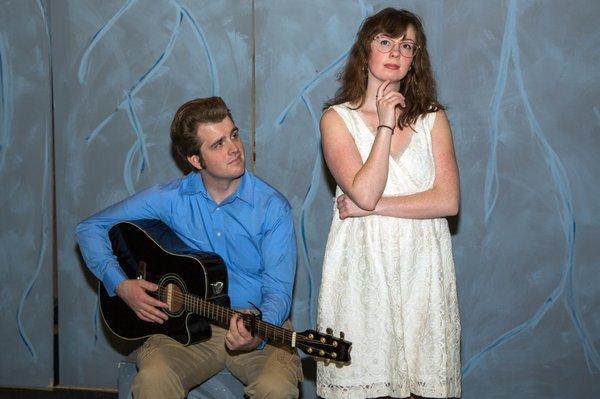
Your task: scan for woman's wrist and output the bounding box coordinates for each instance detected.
[377,124,394,134]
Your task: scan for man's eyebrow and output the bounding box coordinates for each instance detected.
[209,136,225,147]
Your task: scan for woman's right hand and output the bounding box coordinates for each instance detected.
[376,80,406,129]
[337,193,374,219]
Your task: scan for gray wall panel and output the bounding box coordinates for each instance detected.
[0,0,54,388]
[52,0,252,388]
[443,0,600,397]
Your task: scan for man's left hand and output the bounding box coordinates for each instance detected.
[224,312,263,352]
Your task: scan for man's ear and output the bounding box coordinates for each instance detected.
[187,154,203,170]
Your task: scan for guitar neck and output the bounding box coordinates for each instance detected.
[172,289,297,347]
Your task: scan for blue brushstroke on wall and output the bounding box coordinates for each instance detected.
[0,32,43,356]
[463,0,599,377]
[173,0,220,96]
[15,1,52,362]
[83,7,181,195]
[78,0,138,84]
[81,1,219,195]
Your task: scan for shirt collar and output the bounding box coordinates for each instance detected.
[181,170,254,207]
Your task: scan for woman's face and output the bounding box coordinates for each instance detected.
[367,24,417,84]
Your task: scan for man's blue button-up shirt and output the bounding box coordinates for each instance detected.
[76,170,297,327]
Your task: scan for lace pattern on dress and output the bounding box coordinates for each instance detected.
[317,104,461,399]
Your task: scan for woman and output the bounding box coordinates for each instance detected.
[317,8,461,399]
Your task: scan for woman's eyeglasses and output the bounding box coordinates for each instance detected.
[372,36,420,58]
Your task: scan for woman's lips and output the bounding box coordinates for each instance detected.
[384,64,400,70]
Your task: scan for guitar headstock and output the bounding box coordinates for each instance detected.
[296,328,351,363]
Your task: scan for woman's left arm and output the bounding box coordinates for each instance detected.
[337,110,459,220]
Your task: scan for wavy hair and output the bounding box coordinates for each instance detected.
[324,8,444,127]
[170,96,233,169]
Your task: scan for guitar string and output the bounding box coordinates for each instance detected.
[153,285,304,343]
[154,286,294,341]
[150,286,348,359]
[150,285,337,347]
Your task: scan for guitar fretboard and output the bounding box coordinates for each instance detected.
[156,286,296,346]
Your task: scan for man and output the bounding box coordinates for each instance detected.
[76,97,302,398]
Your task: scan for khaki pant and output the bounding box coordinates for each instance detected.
[132,321,303,399]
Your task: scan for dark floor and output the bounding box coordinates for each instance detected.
[0,387,117,399]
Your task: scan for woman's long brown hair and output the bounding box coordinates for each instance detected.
[324,8,444,128]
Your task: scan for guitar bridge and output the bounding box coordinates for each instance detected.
[137,261,147,280]
[165,283,173,311]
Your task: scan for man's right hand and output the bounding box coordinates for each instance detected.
[115,279,169,324]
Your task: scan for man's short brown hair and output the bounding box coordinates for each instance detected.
[170,97,233,168]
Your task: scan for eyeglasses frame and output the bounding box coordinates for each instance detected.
[372,35,421,58]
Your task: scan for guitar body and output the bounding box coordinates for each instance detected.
[99,220,230,345]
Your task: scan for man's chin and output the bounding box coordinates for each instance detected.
[231,165,246,180]
[234,168,246,179]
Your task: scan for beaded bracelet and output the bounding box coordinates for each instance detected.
[376,124,394,134]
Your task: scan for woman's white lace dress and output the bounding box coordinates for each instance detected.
[316,104,461,399]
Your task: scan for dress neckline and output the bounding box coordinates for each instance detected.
[349,106,413,163]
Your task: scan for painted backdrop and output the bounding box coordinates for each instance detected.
[1,0,598,398]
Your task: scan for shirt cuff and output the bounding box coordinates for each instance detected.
[103,264,128,296]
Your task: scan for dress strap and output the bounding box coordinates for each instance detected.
[327,104,361,142]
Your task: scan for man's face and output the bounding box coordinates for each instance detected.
[192,117,245,184]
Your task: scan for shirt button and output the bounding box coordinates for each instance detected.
[216,207,220,211]
[216,232,221,237]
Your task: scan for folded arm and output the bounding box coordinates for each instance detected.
[337,110,459,220]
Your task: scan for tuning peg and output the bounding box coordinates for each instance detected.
[326,327,333,335]
[340,331,345,339]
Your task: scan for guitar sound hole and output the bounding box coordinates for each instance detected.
[161,283,184,314]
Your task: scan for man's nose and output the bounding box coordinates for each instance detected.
[227,139,241,153]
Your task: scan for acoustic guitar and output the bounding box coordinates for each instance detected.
[99,220,351,363]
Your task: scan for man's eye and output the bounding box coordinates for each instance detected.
[232,131,239,139]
